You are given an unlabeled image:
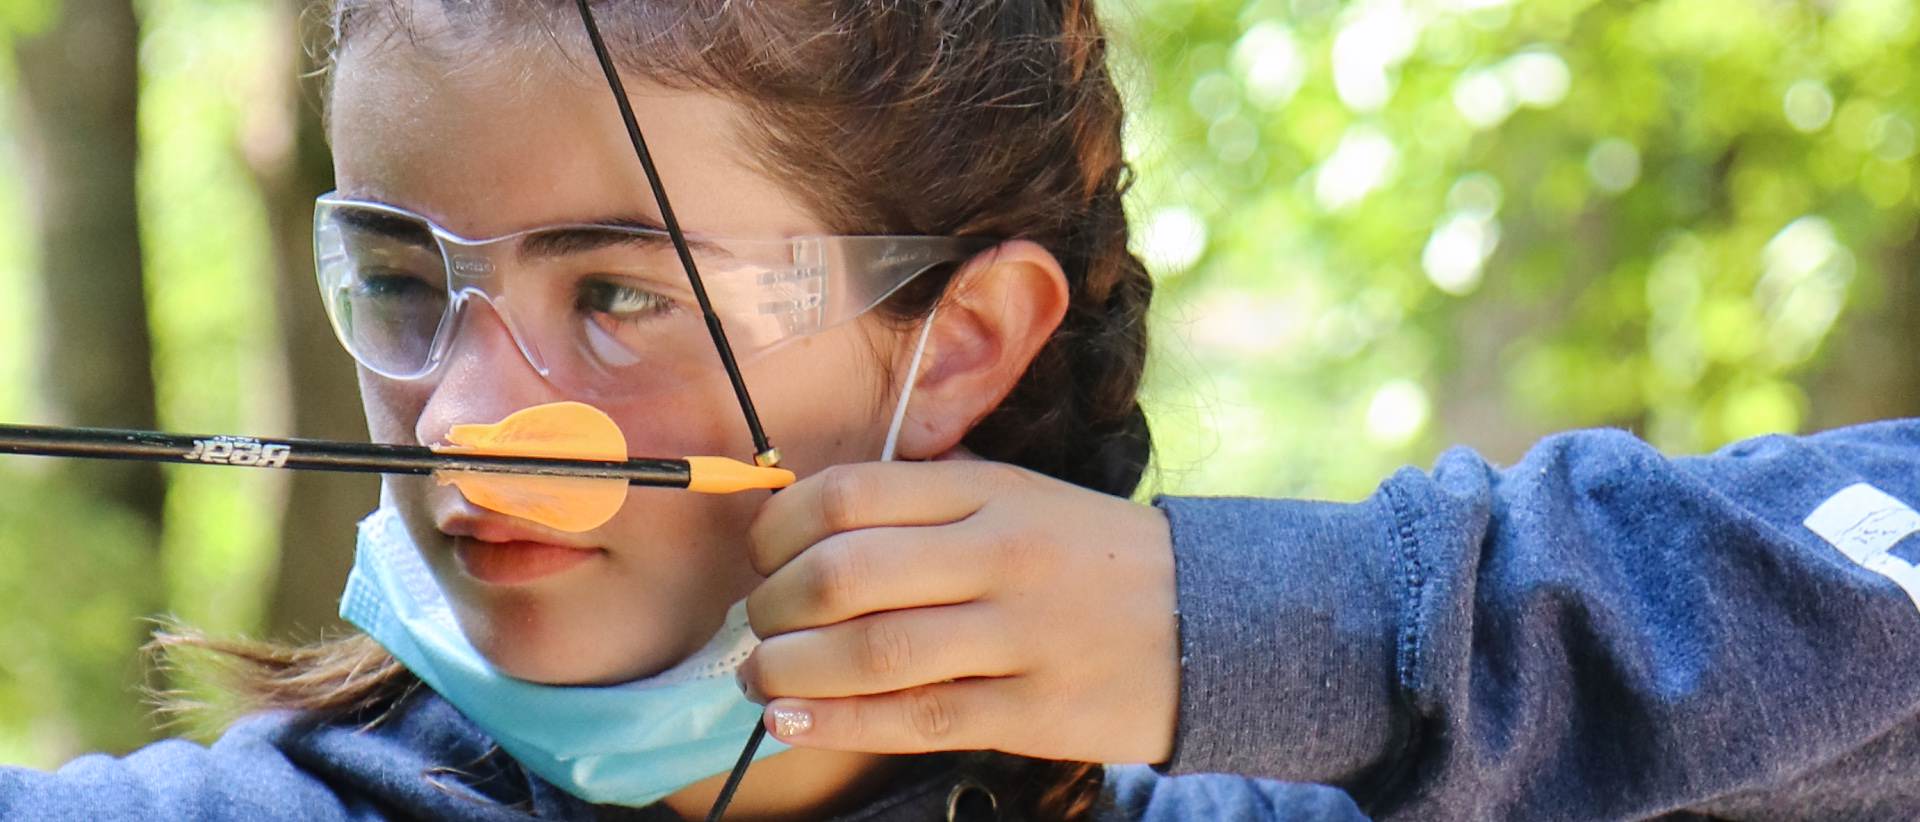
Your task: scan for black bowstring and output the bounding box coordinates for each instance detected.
[707,723,769,821]
[572,1,774,819]
[573,0,775,464]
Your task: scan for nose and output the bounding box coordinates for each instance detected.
[414,296,566,447]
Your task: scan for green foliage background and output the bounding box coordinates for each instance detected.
[1124,0,1917,500]
[0,0,1914,766]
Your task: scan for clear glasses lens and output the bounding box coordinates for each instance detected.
[320,208,450,379]
[317,201,750,399]
[315,196,990,400]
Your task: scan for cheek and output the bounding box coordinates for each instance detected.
[357,369,430,445]
[746,330,894,474]
[601,379,748,458]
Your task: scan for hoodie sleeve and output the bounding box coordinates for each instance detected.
[0,718,356,821]
[0,692,572,821]
[1156,419,1920,820]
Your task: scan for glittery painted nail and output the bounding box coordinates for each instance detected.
[770,706,812,738]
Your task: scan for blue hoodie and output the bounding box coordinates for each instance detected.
[3,420,1916,820]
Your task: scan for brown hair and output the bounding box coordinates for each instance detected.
[162,1,1153,818]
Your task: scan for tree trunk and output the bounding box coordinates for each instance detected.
[13,0,162,526]
[12,0,164,755]
[244,0,368,641]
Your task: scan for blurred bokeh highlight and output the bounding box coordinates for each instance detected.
[0,0,1914,766]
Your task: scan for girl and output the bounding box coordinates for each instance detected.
[15,0,1237,819]
[8,1,1920,820]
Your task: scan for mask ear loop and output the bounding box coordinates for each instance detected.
[880,308,938,463]
[569,2,777,819]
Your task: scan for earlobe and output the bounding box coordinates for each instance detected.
[891,240,1070,460]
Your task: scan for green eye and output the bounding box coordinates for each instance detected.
[577,278,675,322]
[353,269,439,300]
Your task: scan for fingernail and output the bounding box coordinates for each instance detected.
[769,705,812,738]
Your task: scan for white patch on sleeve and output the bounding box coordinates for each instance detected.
[1805,482,1920,610]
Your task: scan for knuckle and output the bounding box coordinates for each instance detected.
[745,516,780,575]
[817,465,867,532]
[859,618,914,678]
[905,687,957,743]
[808,540,868,613]
[841,694,871,743]
[975,461,1030,494]
[744,592,772,635]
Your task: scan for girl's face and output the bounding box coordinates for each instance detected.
[329,35,900,685]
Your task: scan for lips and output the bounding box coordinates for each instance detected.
[453,538,601,586]
[439,514,603,586]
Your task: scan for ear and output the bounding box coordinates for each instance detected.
[892,239,1069,459]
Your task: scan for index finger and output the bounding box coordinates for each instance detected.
[747,460,1017,576]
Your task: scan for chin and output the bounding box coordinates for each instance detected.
[451,597,697,686]
[485,647,619,686]
[473,629,667,686]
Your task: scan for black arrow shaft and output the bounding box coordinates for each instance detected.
[0,423,691,486]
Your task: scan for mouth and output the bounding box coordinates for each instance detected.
[439,514,604,587]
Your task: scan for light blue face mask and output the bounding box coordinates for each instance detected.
[338,314,938,808]
[339,506,788,807]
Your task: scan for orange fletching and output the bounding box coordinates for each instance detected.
[437,473,628,534]
[438,401,628,461]
[430,401,631,533]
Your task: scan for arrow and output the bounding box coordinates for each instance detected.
[0,401,793,533]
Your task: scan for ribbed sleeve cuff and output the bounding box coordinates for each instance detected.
[1152,494,1406,788]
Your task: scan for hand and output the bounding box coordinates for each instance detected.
[738,451,1179,765]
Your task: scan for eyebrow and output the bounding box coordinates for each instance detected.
[333,201,733,260]
[518,220,729,261]
[335,206,436,249]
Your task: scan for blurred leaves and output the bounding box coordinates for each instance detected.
[1124,0,1919,499]
[0,0,60,43]
[0,475,157,764]
[139,0,285,637]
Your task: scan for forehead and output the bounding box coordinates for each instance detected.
[325,24,820,240]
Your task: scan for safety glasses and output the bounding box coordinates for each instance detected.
[314,194,991,401]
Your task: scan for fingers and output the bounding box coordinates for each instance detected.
[743,604,1020,701]
[761,678,1023,754]
[932,444,981,462]
[746,525,994,638]
[748,461,1023,576]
